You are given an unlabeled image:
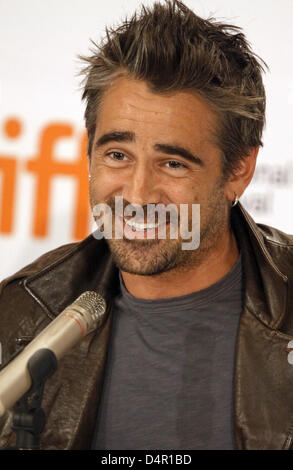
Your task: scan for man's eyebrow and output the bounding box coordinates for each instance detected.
[154,143,204,167]
[94,131,135,150]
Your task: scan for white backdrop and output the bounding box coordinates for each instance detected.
[0,0,292,279]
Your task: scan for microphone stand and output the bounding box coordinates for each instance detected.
[0,348,57,450]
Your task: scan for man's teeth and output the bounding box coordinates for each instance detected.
[124,218,159,230]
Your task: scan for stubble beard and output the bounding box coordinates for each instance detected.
[90,182,229,277]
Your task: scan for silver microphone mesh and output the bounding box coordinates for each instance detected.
[73,291,107,329]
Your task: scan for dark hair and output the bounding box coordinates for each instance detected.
[79,0,267,176]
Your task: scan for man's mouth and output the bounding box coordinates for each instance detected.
[115,216,170,239]
[124,218,161,231]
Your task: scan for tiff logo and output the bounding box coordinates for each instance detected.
[0,118,90,240]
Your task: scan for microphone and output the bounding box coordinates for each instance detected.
[0,291,107,417]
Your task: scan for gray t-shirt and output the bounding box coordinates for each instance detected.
[92,256,243,450]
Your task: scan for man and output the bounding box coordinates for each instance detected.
[1,0,293,450]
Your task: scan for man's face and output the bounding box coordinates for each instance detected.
[89,76,231,276]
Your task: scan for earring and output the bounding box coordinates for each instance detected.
[88,174,91,181]
[232,194,239,207]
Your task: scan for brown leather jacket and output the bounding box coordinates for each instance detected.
[1,202,293,450]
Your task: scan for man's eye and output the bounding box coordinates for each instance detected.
[106,151,126,160]
[165,160,187,169]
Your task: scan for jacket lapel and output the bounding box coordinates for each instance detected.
[39,309,114,449]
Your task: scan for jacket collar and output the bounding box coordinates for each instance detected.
[231,202,288,330]
[23,234,119,321]
[22,203,288,330]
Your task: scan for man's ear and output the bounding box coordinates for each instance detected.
[225,147,259,203]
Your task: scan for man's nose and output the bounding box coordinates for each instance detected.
[122,163,159,206]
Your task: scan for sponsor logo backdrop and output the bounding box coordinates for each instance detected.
[0,0,292,279]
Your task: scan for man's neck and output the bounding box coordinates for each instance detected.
[120,229,240,300]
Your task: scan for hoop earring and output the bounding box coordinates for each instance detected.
[232,194,239,207]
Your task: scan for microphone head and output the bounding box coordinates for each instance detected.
[73,291,107,330]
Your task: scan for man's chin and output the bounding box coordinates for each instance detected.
[105,237,182,276]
